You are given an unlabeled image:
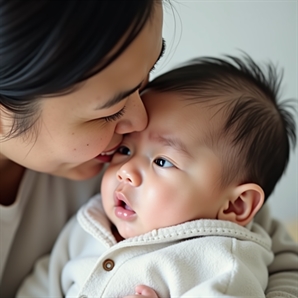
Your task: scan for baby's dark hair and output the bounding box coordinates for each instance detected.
[146,54,296,200]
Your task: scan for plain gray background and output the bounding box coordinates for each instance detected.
[153,1,297,224]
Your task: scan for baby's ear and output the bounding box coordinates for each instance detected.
[218,184,264,226]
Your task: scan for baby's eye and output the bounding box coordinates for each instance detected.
[154,158,174,168]
[117,146,131,156]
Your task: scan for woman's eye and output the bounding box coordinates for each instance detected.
[154,158,174,168]
[103,106,126,122]
[117,146,131,156]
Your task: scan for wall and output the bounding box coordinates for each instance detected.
[154,0,297,224]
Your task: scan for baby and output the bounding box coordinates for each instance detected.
[18,54,296,297]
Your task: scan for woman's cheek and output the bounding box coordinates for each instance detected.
[77,121,112,146]
[57,132,107,162]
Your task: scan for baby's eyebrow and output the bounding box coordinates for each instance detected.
[149,133,190,157]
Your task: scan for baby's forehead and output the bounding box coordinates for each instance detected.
[143,90,227,133]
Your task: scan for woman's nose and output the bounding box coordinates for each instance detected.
[117,162,142,187]
[115,91,148,134]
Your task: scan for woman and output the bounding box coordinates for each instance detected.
[0,1,296,297]
[0,1,164,296]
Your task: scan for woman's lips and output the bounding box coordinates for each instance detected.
[114,192,136,220]
[95,144,120,162]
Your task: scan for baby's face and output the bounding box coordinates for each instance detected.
[101,90,229,239]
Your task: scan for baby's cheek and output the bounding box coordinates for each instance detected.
[101,168,117,198]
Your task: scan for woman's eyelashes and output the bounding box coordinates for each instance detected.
[103,106,126,122]
[149,38,166,74]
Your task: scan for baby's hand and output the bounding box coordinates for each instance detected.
[123,284,159,298]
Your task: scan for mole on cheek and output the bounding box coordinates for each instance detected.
[87,144,89,146]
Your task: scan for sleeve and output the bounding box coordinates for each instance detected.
[254,204,298,298]
[16,216,78,297]
[16,255,51,298]
[178,237,270,297]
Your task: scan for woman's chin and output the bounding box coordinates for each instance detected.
[53,161,105,181]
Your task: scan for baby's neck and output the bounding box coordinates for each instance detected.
[111,225,125,243]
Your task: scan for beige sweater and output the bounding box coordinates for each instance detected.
[0,169,102,297]
[0,169,297,297]
[18,195,274,297]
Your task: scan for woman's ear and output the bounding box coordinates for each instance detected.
[218,184,265,226]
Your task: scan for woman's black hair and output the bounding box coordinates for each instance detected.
[0,0,159,137]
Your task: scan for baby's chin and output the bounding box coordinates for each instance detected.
[117,226,156,240]
[115,226,141,240]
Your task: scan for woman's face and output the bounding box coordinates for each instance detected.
[0,5,164,180]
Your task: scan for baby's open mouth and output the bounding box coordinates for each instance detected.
[114,192,136,219]
[118,199,134,211]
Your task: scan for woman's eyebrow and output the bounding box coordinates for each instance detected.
[95,38,166,110]
[96,82,143,110]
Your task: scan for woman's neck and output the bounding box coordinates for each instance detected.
[0,156,25,206]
